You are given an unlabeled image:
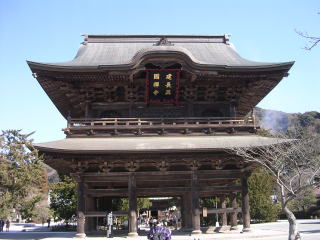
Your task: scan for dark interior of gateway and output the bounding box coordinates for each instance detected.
[84,195,241,236]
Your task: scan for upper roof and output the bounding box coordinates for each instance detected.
[27,34,293,71]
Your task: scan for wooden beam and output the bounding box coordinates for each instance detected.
[82,170,242,183]
[204,207,241,214]
[85,211,128,217]
[199,185,242,192]
[84,185,241,196]
[82,169,242,177]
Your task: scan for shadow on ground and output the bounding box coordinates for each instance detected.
[0,232,75,240]
[300,221,320,224]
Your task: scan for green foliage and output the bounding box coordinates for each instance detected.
[49,176,77,224]
[288,188,317,212]
[0,129,45,219]
[248,168,280,222]
[33,205,51,224]
[200,197,218,226]
[20,196,42,221]
[137,198,152,211]
[112,197,151,212]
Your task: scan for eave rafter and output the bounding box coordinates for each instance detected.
[31,65,290,119]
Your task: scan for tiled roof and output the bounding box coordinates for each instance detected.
[27,35,293,71]
[34,135,291,154]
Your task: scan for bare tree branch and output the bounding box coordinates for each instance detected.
[295,29,320,50]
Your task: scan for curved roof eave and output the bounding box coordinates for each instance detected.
[34,136,292,155]
[27,59,294,74]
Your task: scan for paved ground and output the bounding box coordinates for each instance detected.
[0,219,319,240]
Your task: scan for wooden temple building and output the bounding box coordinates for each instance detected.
[27,35,293,237]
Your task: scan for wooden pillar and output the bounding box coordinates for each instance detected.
[220,195,227,227]
[182,192,192,229]
[85,196,96,232]
[191,171,201,235]
[230,193,238,230]
[128,174,138,237]
[229,102,236,117]
[181,194,186,228]
[75,180,86,238]
[241,173,251,232]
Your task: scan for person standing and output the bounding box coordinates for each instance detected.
[148,220,171,240]
[5,219,10,232]
[47,218,51,228]
[0,219,4,232]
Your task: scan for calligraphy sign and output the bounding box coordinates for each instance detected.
[146,69,180,105]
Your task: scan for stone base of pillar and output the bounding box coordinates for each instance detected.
[205,226,215,234]
[73,233,86,238]
[191,229,202,235]
[128,232,139,237]
[241,227,251,233]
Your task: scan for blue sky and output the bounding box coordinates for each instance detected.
[0,0,319,142]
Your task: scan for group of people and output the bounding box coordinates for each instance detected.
[147,219,171,240]
[0,219,10,232]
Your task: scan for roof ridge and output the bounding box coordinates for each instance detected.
[83,34,229,38]
[83,34,230,45]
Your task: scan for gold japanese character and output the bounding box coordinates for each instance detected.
[165,82,171,88]
[165,74,173,80]
[153,81,160,88]
[153,73,160,80]
[153,90,159,95]
[165,89,171,95]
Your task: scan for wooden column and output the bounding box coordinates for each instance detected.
[128,174,138,237]
[191,171,201,235]
[230,193,238,230]
[85,196,96,232]
[220,195,227,227]
[75,179,86,238]
[181,194,186,228]
[182,192,192,229]
[241,173,251,232]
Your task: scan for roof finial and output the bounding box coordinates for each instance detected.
[154,36,174,46]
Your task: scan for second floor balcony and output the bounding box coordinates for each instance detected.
[63,117,257,137]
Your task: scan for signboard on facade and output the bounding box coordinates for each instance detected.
[146,69,180,105]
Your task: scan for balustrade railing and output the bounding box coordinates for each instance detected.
[63,116,257,137]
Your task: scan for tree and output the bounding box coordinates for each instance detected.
[288,188,317,213]
[230,133,320,240]
[49,176,77,225]
[296,29,320,50]
[248,168,280,222]
[0,129,46,219]
[113,197,152,212]
[295,12,320,50]
[20,196,42,222]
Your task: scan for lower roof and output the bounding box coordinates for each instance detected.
[34,135,289,154]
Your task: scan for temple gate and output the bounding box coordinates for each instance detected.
[27,34,293,237]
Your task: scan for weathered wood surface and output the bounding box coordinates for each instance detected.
[83,186,242,196]
[204,207,242,214]
[64,117,256,136]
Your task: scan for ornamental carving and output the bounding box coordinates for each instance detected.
[153,37,174,46]
[99,162,111,173]
[126,161,138,172]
